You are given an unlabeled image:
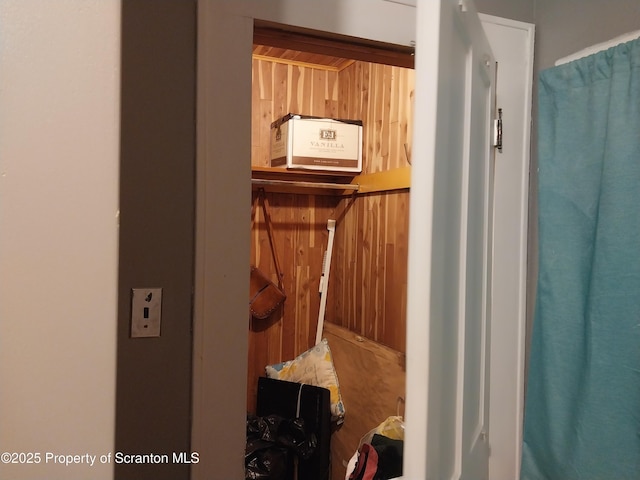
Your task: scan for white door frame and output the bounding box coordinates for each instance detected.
[192,2,417,478]
[193,3,532,479]
[479,14,534,480]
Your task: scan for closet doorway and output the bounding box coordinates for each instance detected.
[192,3,531,480]
[248,22,414,480]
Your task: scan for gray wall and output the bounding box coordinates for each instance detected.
[478,0,640,69]
[115,1,196,479]
[110,1,639,477]
[535,0,640,70]
[476,0,534,23]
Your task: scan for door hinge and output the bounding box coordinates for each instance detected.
[493,108,503,153]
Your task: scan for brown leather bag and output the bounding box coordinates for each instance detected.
[250,189,286,319]
[249,266,285,319]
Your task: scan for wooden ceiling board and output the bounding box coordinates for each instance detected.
[253,24,414,71]
[252,45,355,71]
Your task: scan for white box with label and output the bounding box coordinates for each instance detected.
[270,114,363,173]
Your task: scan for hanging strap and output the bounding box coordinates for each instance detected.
[250,193,259,231]
[252,188,285,293]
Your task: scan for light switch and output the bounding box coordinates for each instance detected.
[131,288,162,338]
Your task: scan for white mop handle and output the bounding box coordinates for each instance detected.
[316,219,336,345]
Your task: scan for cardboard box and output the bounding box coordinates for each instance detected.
[270,114,363,173]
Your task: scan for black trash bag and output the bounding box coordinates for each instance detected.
[246,414,318,480]
[245,446,288,480]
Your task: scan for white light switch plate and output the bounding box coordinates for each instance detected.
[131,288,162,338]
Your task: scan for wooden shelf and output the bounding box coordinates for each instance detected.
[251,166,411,196]
[352,167,411,194]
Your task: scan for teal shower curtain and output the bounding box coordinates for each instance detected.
[521,38,640,479]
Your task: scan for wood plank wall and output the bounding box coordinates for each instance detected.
[337,60,414,173]
[249,56,414,411]
[327,61,413,352]
[251,57,339,167]
[327,191,409,352]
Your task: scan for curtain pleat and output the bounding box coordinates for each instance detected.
[522,38,640,480]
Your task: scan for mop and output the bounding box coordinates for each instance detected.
[315,219,336,345]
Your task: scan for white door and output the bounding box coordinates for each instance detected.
[404,1,495,479]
